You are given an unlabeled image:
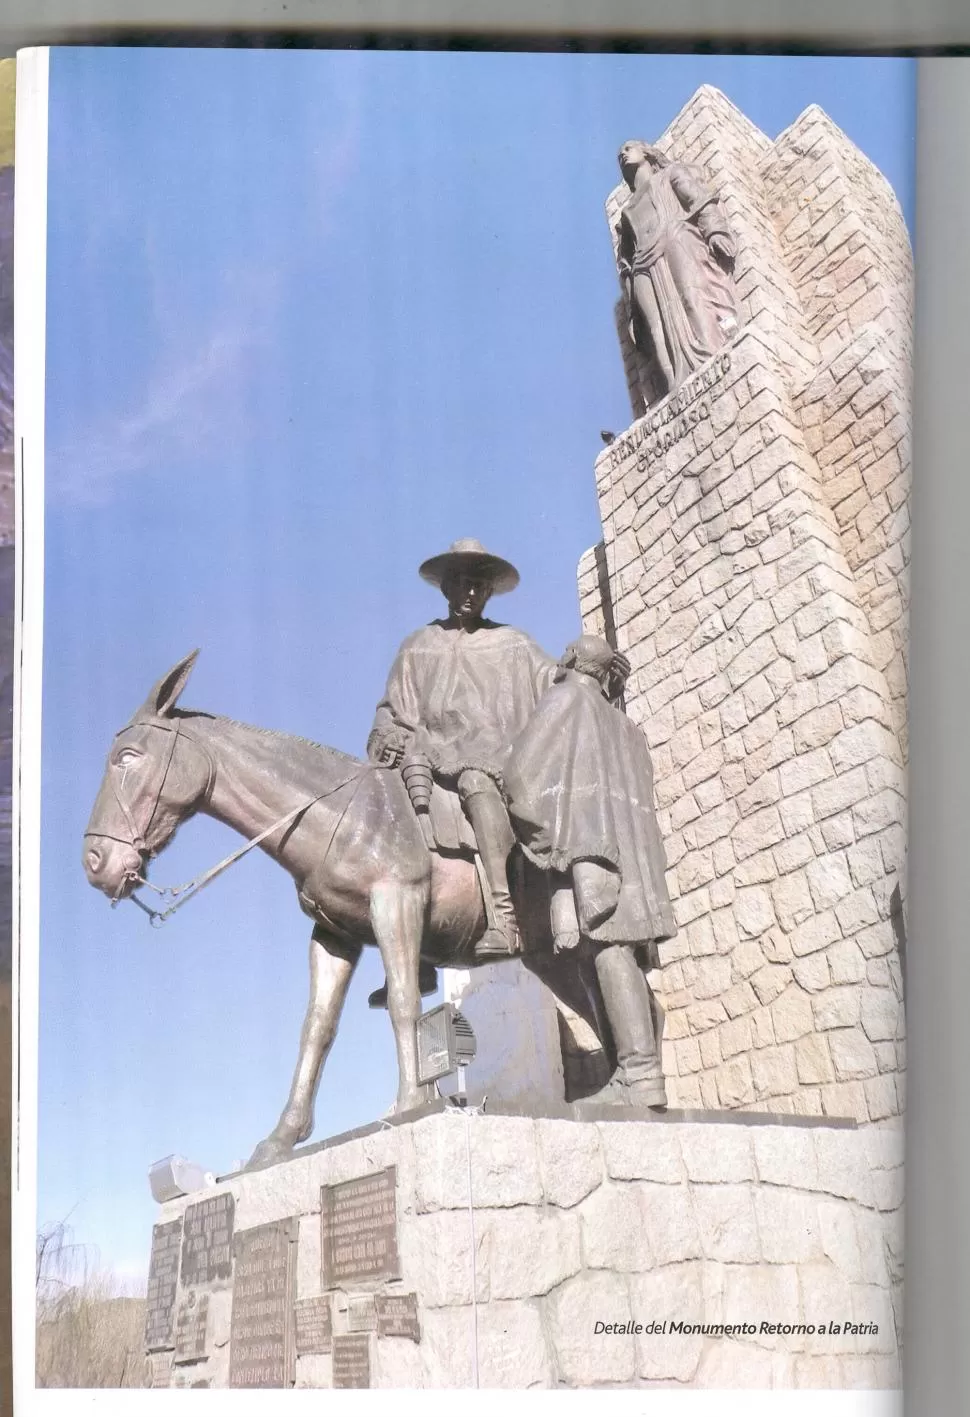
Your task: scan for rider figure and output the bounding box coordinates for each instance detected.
[367,539,556,961]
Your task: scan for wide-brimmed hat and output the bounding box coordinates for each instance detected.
[418,538,520,595]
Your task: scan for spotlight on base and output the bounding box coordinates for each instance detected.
[415,1003,477,1102]
[149,1155,214,1204]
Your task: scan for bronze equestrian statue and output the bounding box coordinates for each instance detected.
[82,542,677,1165]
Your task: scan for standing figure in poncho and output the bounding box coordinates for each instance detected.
[504,634,677,1107]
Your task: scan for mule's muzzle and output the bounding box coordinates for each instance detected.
[83,836,146,899]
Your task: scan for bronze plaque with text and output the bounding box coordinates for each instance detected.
[346,1293,378,1332]
[147,1352,173,1389]
[294,1295,333,1355]
[179,1192,234,1288]
[332,1333,371,1389]
[320,1167,400,1288]
[173,1291,209,1363]
[228,1218,297,1388]
[376,1291,421,1342]
[144,1219,182,1351]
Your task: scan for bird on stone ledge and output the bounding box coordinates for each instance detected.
[600,430,616,445]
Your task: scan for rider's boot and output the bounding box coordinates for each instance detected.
[368,959,439,1010]
[461,778,520,960]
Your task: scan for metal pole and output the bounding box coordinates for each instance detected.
[463,1109,480,1388]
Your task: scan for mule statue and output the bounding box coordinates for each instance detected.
[82,649,646,1167]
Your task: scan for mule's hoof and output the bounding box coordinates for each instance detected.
[247,1136,294,1169]
[394,1092,426,1117]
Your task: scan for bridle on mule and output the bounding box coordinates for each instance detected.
[85,717,362,928]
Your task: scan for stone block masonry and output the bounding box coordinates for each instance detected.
[581,87,911,1124]
[152,1110,902,1390]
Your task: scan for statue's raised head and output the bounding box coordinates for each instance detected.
[617,140,669,186]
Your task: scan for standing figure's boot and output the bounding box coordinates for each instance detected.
[459,772,520,960]
[589,943,667,1108]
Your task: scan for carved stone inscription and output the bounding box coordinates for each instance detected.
[376,1291,421,1343]
[145,1219,182,1351]
[173,1292,209,1364]
[180,1192,234,1288]
[332,1333,371,1389]
[228,1219,297,1389]
[604,349,733,474]
[294,1296,332,1355]
[321,1167,400,1288]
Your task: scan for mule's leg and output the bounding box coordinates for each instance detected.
[248,928,361,1167]
[370,880,430,1115]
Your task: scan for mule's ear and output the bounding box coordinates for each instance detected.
[140,650,200,719]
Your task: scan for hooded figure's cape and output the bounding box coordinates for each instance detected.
[503,669,678,952]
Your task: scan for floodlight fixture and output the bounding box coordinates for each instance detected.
[416,1003,477,1090]
[148,1154,214,1203]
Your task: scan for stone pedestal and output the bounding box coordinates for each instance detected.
[145,1108,902,1390]
[442,961,566,1108]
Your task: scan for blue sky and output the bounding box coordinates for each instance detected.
[38,48,915,1281]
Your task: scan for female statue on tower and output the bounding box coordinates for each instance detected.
[615,138,739,405]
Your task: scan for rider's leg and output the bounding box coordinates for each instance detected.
[457,768,519,958]
[550,871,581,952]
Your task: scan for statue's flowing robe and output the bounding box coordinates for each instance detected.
[368,619,556,852]
[503,670,678,951]
[618,161,737,400]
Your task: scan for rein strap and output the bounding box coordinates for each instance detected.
[121,769,364,928]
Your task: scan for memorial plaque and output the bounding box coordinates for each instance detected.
[376,1291,421,1343]
[147,1352,173,1389]
[321,1167,400,1288]
[180,1192,234,1288]
[332,1333,371,1389]
[144,1219,182,1351]
[228,1218,298,1388]
[294,1296,332,1355]
[346,1293,377,1332]
[172,1291,209,1363]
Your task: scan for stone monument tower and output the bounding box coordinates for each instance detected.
[579,86,910,1125]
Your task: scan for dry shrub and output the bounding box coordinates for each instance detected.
[35,1221,147,1388]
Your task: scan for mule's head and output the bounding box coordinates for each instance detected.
[83,650,214,900]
